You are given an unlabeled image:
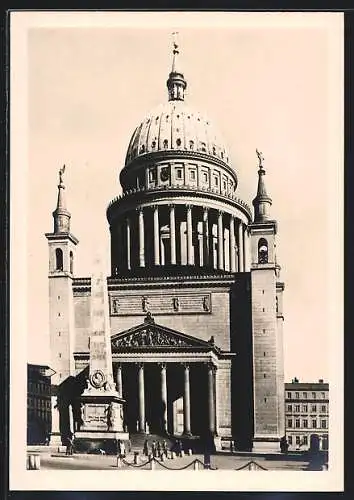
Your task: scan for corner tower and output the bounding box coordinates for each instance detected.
[45,166,78,386]
[249,151,285,452]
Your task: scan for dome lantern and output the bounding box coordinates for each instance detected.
[166,33,187,102]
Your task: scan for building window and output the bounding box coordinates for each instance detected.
[312,392,316,399]
[303,392,308,399]
[295,392,299,399]
[295,436,301,445]
[190,170,196,180]
[189,140,194,150]
[321,405,326,413]
[311,405,317,412]
[295,405,300,412]
[223,181,227,190]
[321,420,327,429]
[303,405,308,412]
[287,419,292,428]
[303,419,308,428]
[58,353,61,358]
[288,436,292,445]
[70,251,74,274]
[312,419,317,428]
[303,436,308,445]
[258,238,268,264]
[176,169,182,180]
[176,138,182,147]
[287,392,291,399]
[203,172,208,182]
[149,168,157,181]
[55,248,63,271]
[151,140,156,149]
[321,392,326,399]
[163,139,168,149]
[214,177,219,186]
[287,405,292,412]
[295,419,300,428]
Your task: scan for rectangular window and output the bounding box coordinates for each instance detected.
[303,392,308,399]
[176,169,182,179]
[295,436,301,445]
[303,419,308,428]
[295,405,300,412]
[287,419,292,428]
[312,420,317,428]
[311,405,317,412]
[321,405,326,413]
[295,419,300,428]
[321,420,327,429]
[223,181,227,190]
[288,436,292,445]
[287,404,292,412]
[287,392,291,399]
[321,392,326,399]
[303,404,308,412]
[214,177,219,186]
[303,436,308,445]
[203,172,208,182]
[190,170,196,180]
[149,169,157,181]
[295,392,299,399]
[312,392,316,399]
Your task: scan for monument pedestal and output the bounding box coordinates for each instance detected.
[74,391,129,454]
[252,436,281,454]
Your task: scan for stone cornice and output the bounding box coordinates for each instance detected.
[107,185,252,222]
[45,231,79,245]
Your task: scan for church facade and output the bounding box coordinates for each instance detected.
[46,42,285,452]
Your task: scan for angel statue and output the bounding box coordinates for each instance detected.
[256,149,264,169]
[59,164,66,184]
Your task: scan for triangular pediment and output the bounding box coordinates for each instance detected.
[111,314,217,351]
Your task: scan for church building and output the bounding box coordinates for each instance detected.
[45,40,285,452]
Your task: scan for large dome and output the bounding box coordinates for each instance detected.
[125,98,230,168]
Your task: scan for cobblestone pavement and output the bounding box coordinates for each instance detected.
[29,449,316,471]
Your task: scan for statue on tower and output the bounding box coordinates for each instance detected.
[59,164,66,184]
[256,149,264,169]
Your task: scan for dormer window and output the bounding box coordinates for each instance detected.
[163,139,168,149]
[139,144,145,154]
[176,138,182,147]
[151,141,156,149]
[189,140,194,150]
[212,146,216,155]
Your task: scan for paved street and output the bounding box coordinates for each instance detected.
[27,448,324,471]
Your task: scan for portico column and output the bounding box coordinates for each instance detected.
[243,226,248,271]
[238,221,244,272]
[170,205,176,265]
[203,207,209,267]
[115,363,122,396]
[153,205,160,266]
[217,211,224,270]
[138,208,145,267]
[207,363,216,435]
[229,216,236,272]
[160,363,168,432]
[137,363,145,432]
[183,364,191,435]
[186,205,193,266]
[126,217,131,271]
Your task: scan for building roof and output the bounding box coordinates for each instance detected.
[285,382,329,391]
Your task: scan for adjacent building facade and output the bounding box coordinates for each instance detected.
[27,364,53,444]
[45,42,285,451]
[285,379,329,451]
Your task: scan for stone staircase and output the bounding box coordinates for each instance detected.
[128,433,174,453]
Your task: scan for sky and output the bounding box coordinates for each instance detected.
[20,13,343,383]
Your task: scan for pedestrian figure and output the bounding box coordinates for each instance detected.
[162,439,168,456]
[143,439,149,456]
[176,439,182,457]
[157,441,162,458]
[120,440,126,458]
[151,440,157,458]
[66,434,74,456]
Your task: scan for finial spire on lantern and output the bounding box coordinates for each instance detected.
[167,32,187,101]
[252,149,273,222]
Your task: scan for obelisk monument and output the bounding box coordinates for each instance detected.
[74,256,128,453]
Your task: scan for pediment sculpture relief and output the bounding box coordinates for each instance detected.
[112,328,190,348]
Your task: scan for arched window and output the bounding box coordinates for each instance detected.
[258,238,268,264]
[163,139,168,149]
[55,248,63,271]
[70,251,74,274]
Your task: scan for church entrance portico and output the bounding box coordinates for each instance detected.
[107,313,228,439]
